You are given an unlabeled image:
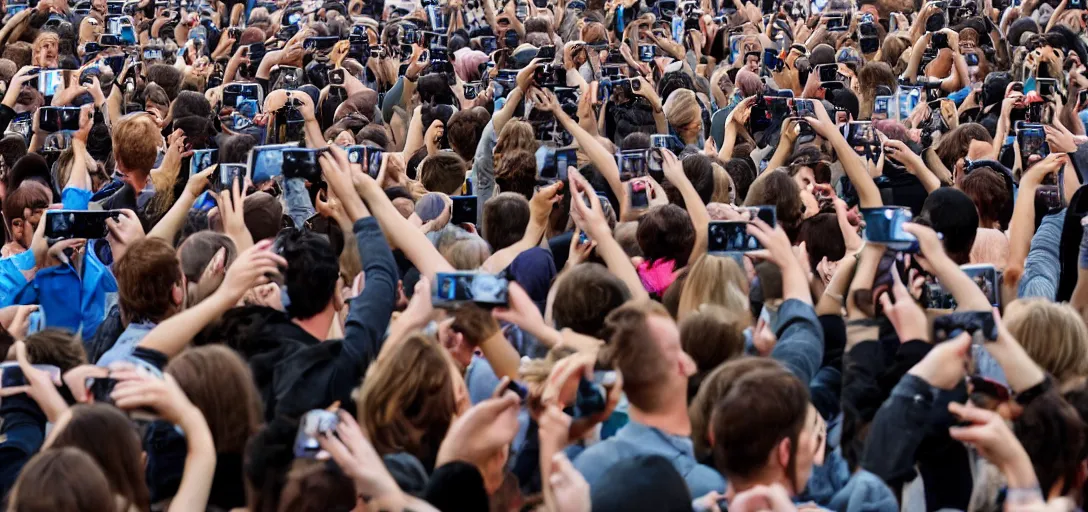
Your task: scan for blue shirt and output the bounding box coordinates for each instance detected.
[96,320,157,367]
[572,420,726,498]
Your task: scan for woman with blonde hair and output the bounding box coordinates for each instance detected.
[32,32,59,68]
[664,89,704,148]
[1004,299,1088,383]
[676,254,751,322]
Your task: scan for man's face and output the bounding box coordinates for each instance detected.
[92,0,105,12]
[647,314,696,382]
[745,55,760,73]
[13,208,44,249]
[37,40,59,68]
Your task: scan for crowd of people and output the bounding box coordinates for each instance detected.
[0,0,1086,509]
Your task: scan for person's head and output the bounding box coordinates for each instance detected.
[551,263,633,337]
[23,329,86,373]
[1015,390,1088,498]
[275,459,358,511]
[937,123,993,179]
[114,237,185,324]
[710,163,735,204]
[356,124,392,150]
[419,152,467,195]
[960,167,1011,229]
[219,133,258,164]
[31,32,59,68]
[663,89,702,143]
[493,120,537,169]
[662,154,715,207]
[444,235,492,270]
[796,213,847,278]
[689,357,784,460]
[276,228,341,322]
[599,300,695,413]
[680,304,747,398]
[7,448,115,512]
[2,42,33,69]
[482,192,531,251]
[710,364,815,495]
[243,192,286,242]
[637,204,695,267]
[112,113,161,180]
[1004,299,1088,383]
[166,345,262,454]
[676,254,749,322]
[45,404,150,511]
[446,107,491,161]
[916,188,979,264]
[724,157,757,203]
[745,170,805,240]
[494,148,537,200]
[357,333,458,470]
[178,231,238,285]
[146,63,183,101]
[3,180,50,250]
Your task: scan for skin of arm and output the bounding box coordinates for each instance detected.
[568,168,650,301]
[1005,154,1067,291]
[481,182,562,273]
[355,171,455,280]
[816,255,857,316]
[806,101,883,207]
[553,100,626,206]
[400,105,426,159]
[901,33,930,84]
[167,409,217,512]
[660,150,710,254]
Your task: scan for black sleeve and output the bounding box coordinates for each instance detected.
[423,461,490,512]
[0,104,16,135]
[818,314,846,370]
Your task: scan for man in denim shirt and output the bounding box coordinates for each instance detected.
[573,300,726,498]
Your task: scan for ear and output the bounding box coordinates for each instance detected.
[333,285,345,312]
[776,437,792,471]
[172,281,184,307]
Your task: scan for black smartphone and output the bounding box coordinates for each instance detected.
[433,271,510,307]
[536,45,557,61]
[617,149,649,181]
[213,163,247,193]
[44,210,123,240]
[628,179,650,208]
[931,31,948,50]
[303,36,340,52]
[815,63,838,83]
[281,148,325,182]
[539,147,575,182]
[451,195,478,225]
[38,106,82,133]
[932,310,998,342]
[346,145,383,178]
[329,68,346,85]
[1016,123,1050,173]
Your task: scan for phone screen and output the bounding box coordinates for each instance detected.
[433,272,510,306]
[708,221,761,252]
[44,210,123,240]
[861,207,917,251]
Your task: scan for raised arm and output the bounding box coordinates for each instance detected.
[148,167,214,242]
[568,168,650,301]
[481,182,563,273]
[806,100,882,207]
[660,149,710,255]
[549,89,626,206]
[1004,154,1067,292]
[903,223,993,311]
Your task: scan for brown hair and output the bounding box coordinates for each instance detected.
[599,300,674,411]
[961,167,1010,229]
[676,255,750,322]
[482,192,530,251]
[493,120,537,170]
[689,358,784,460]
[936,123,993,171]
[745,170,804,241]
[178,231,238,283]
[552,263,633,337]
[112,113,160,173]
[3,181,50,230]
[419,153,467,195]
[2,42,32,69]
[167,345,263,453]
[446,107,491,162]
[275,459,357,512]
[8,448,116,512]
[49,404,150,511]
[636,204,696,267]
[115,237,183,324]
[357,333,458,470]
[24,329,86,373]
[494,148,537,200]
[681,305,748,400]
[710,366,809,483]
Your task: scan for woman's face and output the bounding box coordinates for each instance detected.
[745,55,760,73]
[36,40,59,68]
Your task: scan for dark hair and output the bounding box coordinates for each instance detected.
[724,157,757,202]
[663,154,714,207]
[637,204,696,267]
[172,90,212,119]
[51,404,150,511]
[178,231,238,283]
[524,16,552,34]
[599,300,674,411]
[446,107,490,161]
[24,329,86,373]
[961,167,1010,228]
[420,153,467,195]
[418,74,456,105]
[745,170,804,241]
[916,187,979,264]
[552,263,633,337]
[8,448,116,512]
[621,132,651,150]
[243,192,285,242]
[276,460,358,511]
[146,63,183,100]
[1015,390,1088,497]
[167,345,263,454]
[495,148,537,200]
[220,134,258,164]
[3,180,50,230]
[710,367,809,482]
[115,237,183,324]
[936,123,992,171]
[356,124,392,150]
[796,213,847,270]
[482,192,531,251]
[277,228,340,320]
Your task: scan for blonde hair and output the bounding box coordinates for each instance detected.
[711,163,734,204]
[676,254,750,323]
[1005,299,1088,382]
[664,89,701,137]
[31,32,59,66]
[444,237,491,270]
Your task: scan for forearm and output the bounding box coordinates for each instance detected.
[478,331,520,380]
[1073,267,1088,324]
[108,86,124,127]
[816,256,856,315]
[224,60,242,86]
[493,88,523,137]
[401,107,425,159]
[1006,184,1038,279]
[167,412,217,512]
[766,139,793,172]
[984,340,1046,393]
[67,140,93,190]
[922,148,954,185]
[719,122,739,160]
[481,218,545,273]
[675,178,709,254]
[929,253,993,310]
[342,217,397,363]
[905,159,943,193]
[830,135,881,207]
[138,290,236,359]
[597,234,649,301]
[304,118,328,149]
[359,184,454,279]
[558,110,624,201]
[148,190,198,241]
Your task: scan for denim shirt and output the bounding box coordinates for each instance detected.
[96,320,157,367]
[572,420,726,498]
[1019,210,1065,299]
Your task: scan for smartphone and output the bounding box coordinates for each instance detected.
[433,271,510,307]
[1037,166,1064,210]
[536,45,557,61]
[280,148,324,182]
[1036,78,1059,99]
[539,146,576,182]
[617,149,650,181]
[931,31,948,50]
[451,195,478,225]
[303,36,340,52]
[99,33,124,46]
[825,14,847,31]
[861,207,917,251]
[247,143,298,184]
[763,48,783,72]
[932,310,998,342]
[792,98,816,118]
[707,221,760,252]
[965,53,979,66]
[873,95,892,120]
[38,106,82,133]
[478,36,497,54]
[346,145,383,178]
[0,363,61,388]
[329,68,346,86]
[638,44,655,62]
[44,210,123,240]
[214,164,247,193]
[190,148,217,176]
[1016,123,1050,173]
[815,63,838,83]
[38,69,63,97]
[629,179,650,208]
[222,82,264,110]
[650,134,685,155]
[248,42,267,63]
[101,54,125,75]
[961,264,1000,307]
[294,409,339,458]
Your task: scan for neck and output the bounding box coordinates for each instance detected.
[725,470,793,501]
[128,171,150,192]
[627,394,692,436]
[293,310,335,341]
